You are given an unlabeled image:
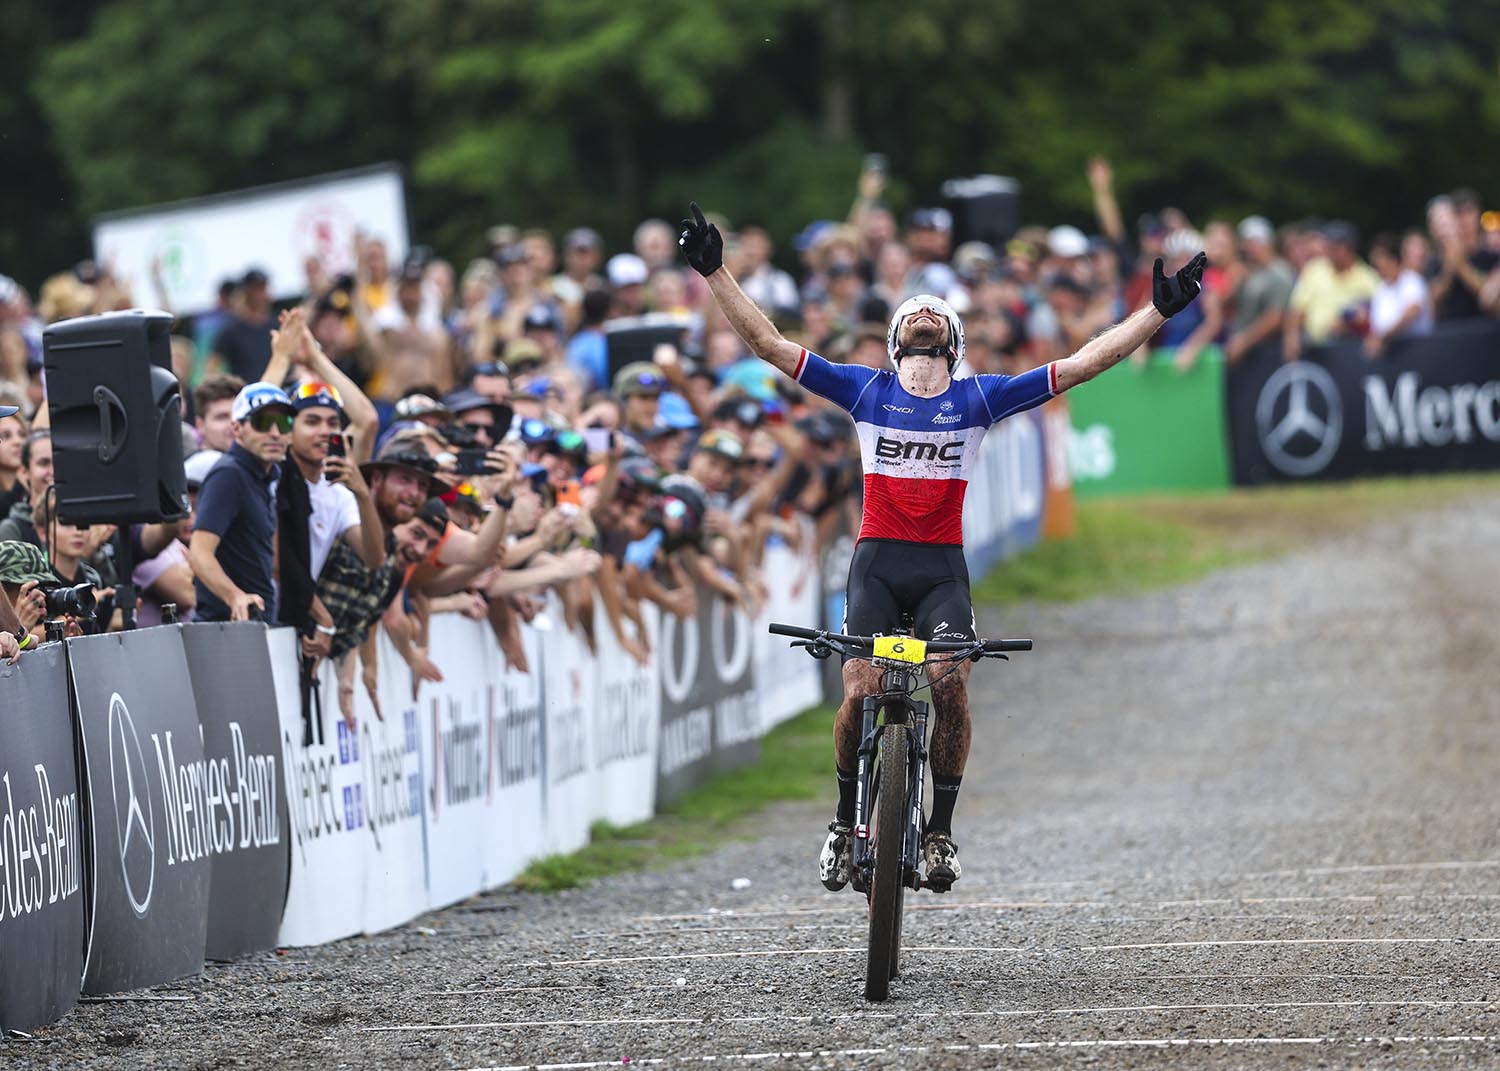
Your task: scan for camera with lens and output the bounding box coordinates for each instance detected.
[41,582,97,619]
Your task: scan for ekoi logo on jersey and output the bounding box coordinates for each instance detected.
[874,436,964,464]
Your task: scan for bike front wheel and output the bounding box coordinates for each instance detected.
[864,722,908,1001]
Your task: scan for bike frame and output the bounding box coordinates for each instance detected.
[852,664,930,892]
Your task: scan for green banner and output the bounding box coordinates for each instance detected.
[1065,347,1231,498]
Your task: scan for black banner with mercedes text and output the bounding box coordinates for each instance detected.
[655,592,758,805]
[0,645,85,1032]
[70,629,210,995]
[180,623,289,960]
[1228,322,1500,484]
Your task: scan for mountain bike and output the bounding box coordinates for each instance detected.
[769,621,1032,1002]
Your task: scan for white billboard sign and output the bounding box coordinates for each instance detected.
[93,165,408,317]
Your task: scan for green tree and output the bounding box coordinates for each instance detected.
[36,0,416,218]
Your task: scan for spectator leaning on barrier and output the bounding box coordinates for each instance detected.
[1223,216,1295,365]
[1283,221,1379,361]
[1365,233,1433,358]
[189,382,293,622]
[0,540,52,660]
[133,450,218,627]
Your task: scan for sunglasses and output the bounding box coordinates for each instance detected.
[292,380,344,406]
[472,362,509,377]
[249,409,293,434]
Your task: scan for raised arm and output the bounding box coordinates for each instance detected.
[1053,254,1204,393]
[680,202,803,376]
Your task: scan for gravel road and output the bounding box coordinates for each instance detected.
[16,494,1500,1070]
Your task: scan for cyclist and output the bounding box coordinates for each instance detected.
[680,203,1204,891]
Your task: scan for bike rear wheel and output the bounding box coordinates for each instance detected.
[864,723,908,1002]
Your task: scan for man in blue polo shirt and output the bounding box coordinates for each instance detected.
[188,382,293,621]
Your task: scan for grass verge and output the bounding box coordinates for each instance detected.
[512,703,834,892]
[975,472,1500,605]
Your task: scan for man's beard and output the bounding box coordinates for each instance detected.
[904,320,948,350]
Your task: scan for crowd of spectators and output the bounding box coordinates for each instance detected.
[0,159,1495,699]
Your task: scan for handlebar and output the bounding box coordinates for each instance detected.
[768,622,1032,655]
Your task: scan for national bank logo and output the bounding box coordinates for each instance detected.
[107,693,156,917]
[1256,362,1342,477]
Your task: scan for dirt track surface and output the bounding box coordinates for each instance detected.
[16,495,1500,1069]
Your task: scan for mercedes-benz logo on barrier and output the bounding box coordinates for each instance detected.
[1255,362,1343,477]
[107,692,156,917]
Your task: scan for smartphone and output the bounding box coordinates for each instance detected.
[863,152,888,176]
[582,427,614,454]
[326,432,346,458]
[454,448,492,476]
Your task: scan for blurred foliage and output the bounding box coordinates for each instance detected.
[8,0,1498,287]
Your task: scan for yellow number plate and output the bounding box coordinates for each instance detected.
[872,635,927,665]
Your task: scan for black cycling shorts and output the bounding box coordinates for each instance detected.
[842,538,976,648]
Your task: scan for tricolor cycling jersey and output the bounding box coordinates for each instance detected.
[793,349,1059,545]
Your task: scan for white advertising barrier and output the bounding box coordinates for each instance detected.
[589,598,660,828]
[93,164,408,317]
[419,615,496,910]
[485,621,545,890]
[539,599,597,856]
[362,630,429,934]
[271,629,368,948]
[752,523,823,731]
[962,410,1046,578]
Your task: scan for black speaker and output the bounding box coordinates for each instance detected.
[942,174,1022,249]
[604,312,696,385]
[44,309,188,526]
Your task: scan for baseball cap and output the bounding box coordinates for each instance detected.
[1323,220,1359,247]
[494,244,529,267]
[290,380,345,415]
[523,304,561,332]
[792,220,835,253]
[613,362,667,398]
[1136,212,1166,237]
[503,338,547,371]
[0,541,53,585]
[606,253,649,288]
[393,393,450,422]
[518,417,558,446]
[231,382,294,423]
[1046,225,1089,259]
[183,449,224,489]
[1238,216,1276,244]
[564,227,603,251]
[695,429,744,462]
[909,207,953,232]
[0,403,17,419]
[657,392,699,431]
[240,268,269,288]
[415,497,451,535]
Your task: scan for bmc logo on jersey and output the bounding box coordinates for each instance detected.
[875,436,963,462]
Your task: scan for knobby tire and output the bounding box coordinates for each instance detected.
[864,723,908,1001]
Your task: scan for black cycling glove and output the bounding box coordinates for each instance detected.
[1152,252,1207,318]
[678,201,723,278]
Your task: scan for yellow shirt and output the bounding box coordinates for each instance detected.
[1289,257,1379,342]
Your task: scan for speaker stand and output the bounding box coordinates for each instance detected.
[114,527,138,631]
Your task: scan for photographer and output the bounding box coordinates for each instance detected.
[32,496,117,634]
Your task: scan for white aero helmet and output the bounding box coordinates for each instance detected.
[886,294,965,371]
